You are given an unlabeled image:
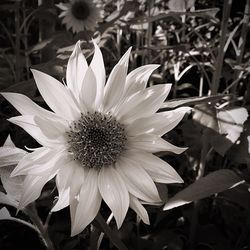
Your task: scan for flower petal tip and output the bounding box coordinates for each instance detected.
[70,226,82,237]
[17,203,24,212]
[163,203,175,211]
[177,176,184,184]
[176,147,188,154]
[10,170,18,178]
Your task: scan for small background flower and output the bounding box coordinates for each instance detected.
[57,0,101,33]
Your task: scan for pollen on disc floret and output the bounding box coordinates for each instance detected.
[66,111,127,169]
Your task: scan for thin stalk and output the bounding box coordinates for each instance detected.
[199,74,204,97]
[3,50,17,82]
[187,51,212,88]
[38,0,55,62]
[223,71,245,94]
[235,0,250,64]
[90,224,101,250]
[22,4,30,80]
[136,216,141,250]
[44,210,52,230]
[0,21,15,49]
[116,0,121,58]
[95,213,128,250]
[211,0,232,94]
[26,204,55,250]
[97,213,113,250]
[146,0,153,63]
[232,0,250,93]
[188,130,211,249]
[15,1,21,83]
[183,24,216,62]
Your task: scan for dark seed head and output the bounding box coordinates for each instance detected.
[71,0,91,20]
[66,112,127,169]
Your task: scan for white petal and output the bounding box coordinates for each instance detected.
[128,107,191,136]
[0,192,18,208]
[124,64,160,98]
[98,166,129,228]
[66,41,88,98]
[56,3,69,11]
[11,147,50,176]
[1,92,60,120]
[0,165,24,201]
[31,69,80,120]
[127,150,183,183]
[103,47,132,112]
[0,146,27,168]
[71,169,101,236]
[3,135,14,147]
[79,67,97,111]
[34,115,67,141]
[8,115,56,147]
[129,134,187,154]
[116,157,161,203]
[11,148,68,176]
[90,42,106,109]
[130,195,150,225]
[19,172,56,209]
[118,84,172,123]
[154,107,191,136]
[52,162,85,212]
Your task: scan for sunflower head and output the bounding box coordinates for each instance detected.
[66,111,127,169]
[1,41,190,236]
[57,0,101,33]
[71,0,91,20]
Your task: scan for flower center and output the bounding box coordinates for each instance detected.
[66,112,127,169]
[71,0,91,20]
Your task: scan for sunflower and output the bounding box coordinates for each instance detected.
[2,41,190,236]
[57,0,101,33]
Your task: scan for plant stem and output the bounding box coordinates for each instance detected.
[90,224,101,250]
[211,0,232,94]
[15,1,21,83]
[232,0,250,93]
[97,213,113,250]
[26,204,55,250]
[94,213,128,250]
[22,2,30,80]
[146,0,153,64]
[188,130,211,249]
[38,0,55,62]
[199,75,204,97]
[116,0,121,59]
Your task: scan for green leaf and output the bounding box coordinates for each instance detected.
[227,120,250,164]
[193,104,248,155]
[164,169,243,210]
[0,207,39,232]
[216,107,248,143]
[161,94,228,110]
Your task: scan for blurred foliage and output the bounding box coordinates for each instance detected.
[1,0,250,249]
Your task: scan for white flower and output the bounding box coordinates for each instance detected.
[57,0,101,33]
[1,41,190,236]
